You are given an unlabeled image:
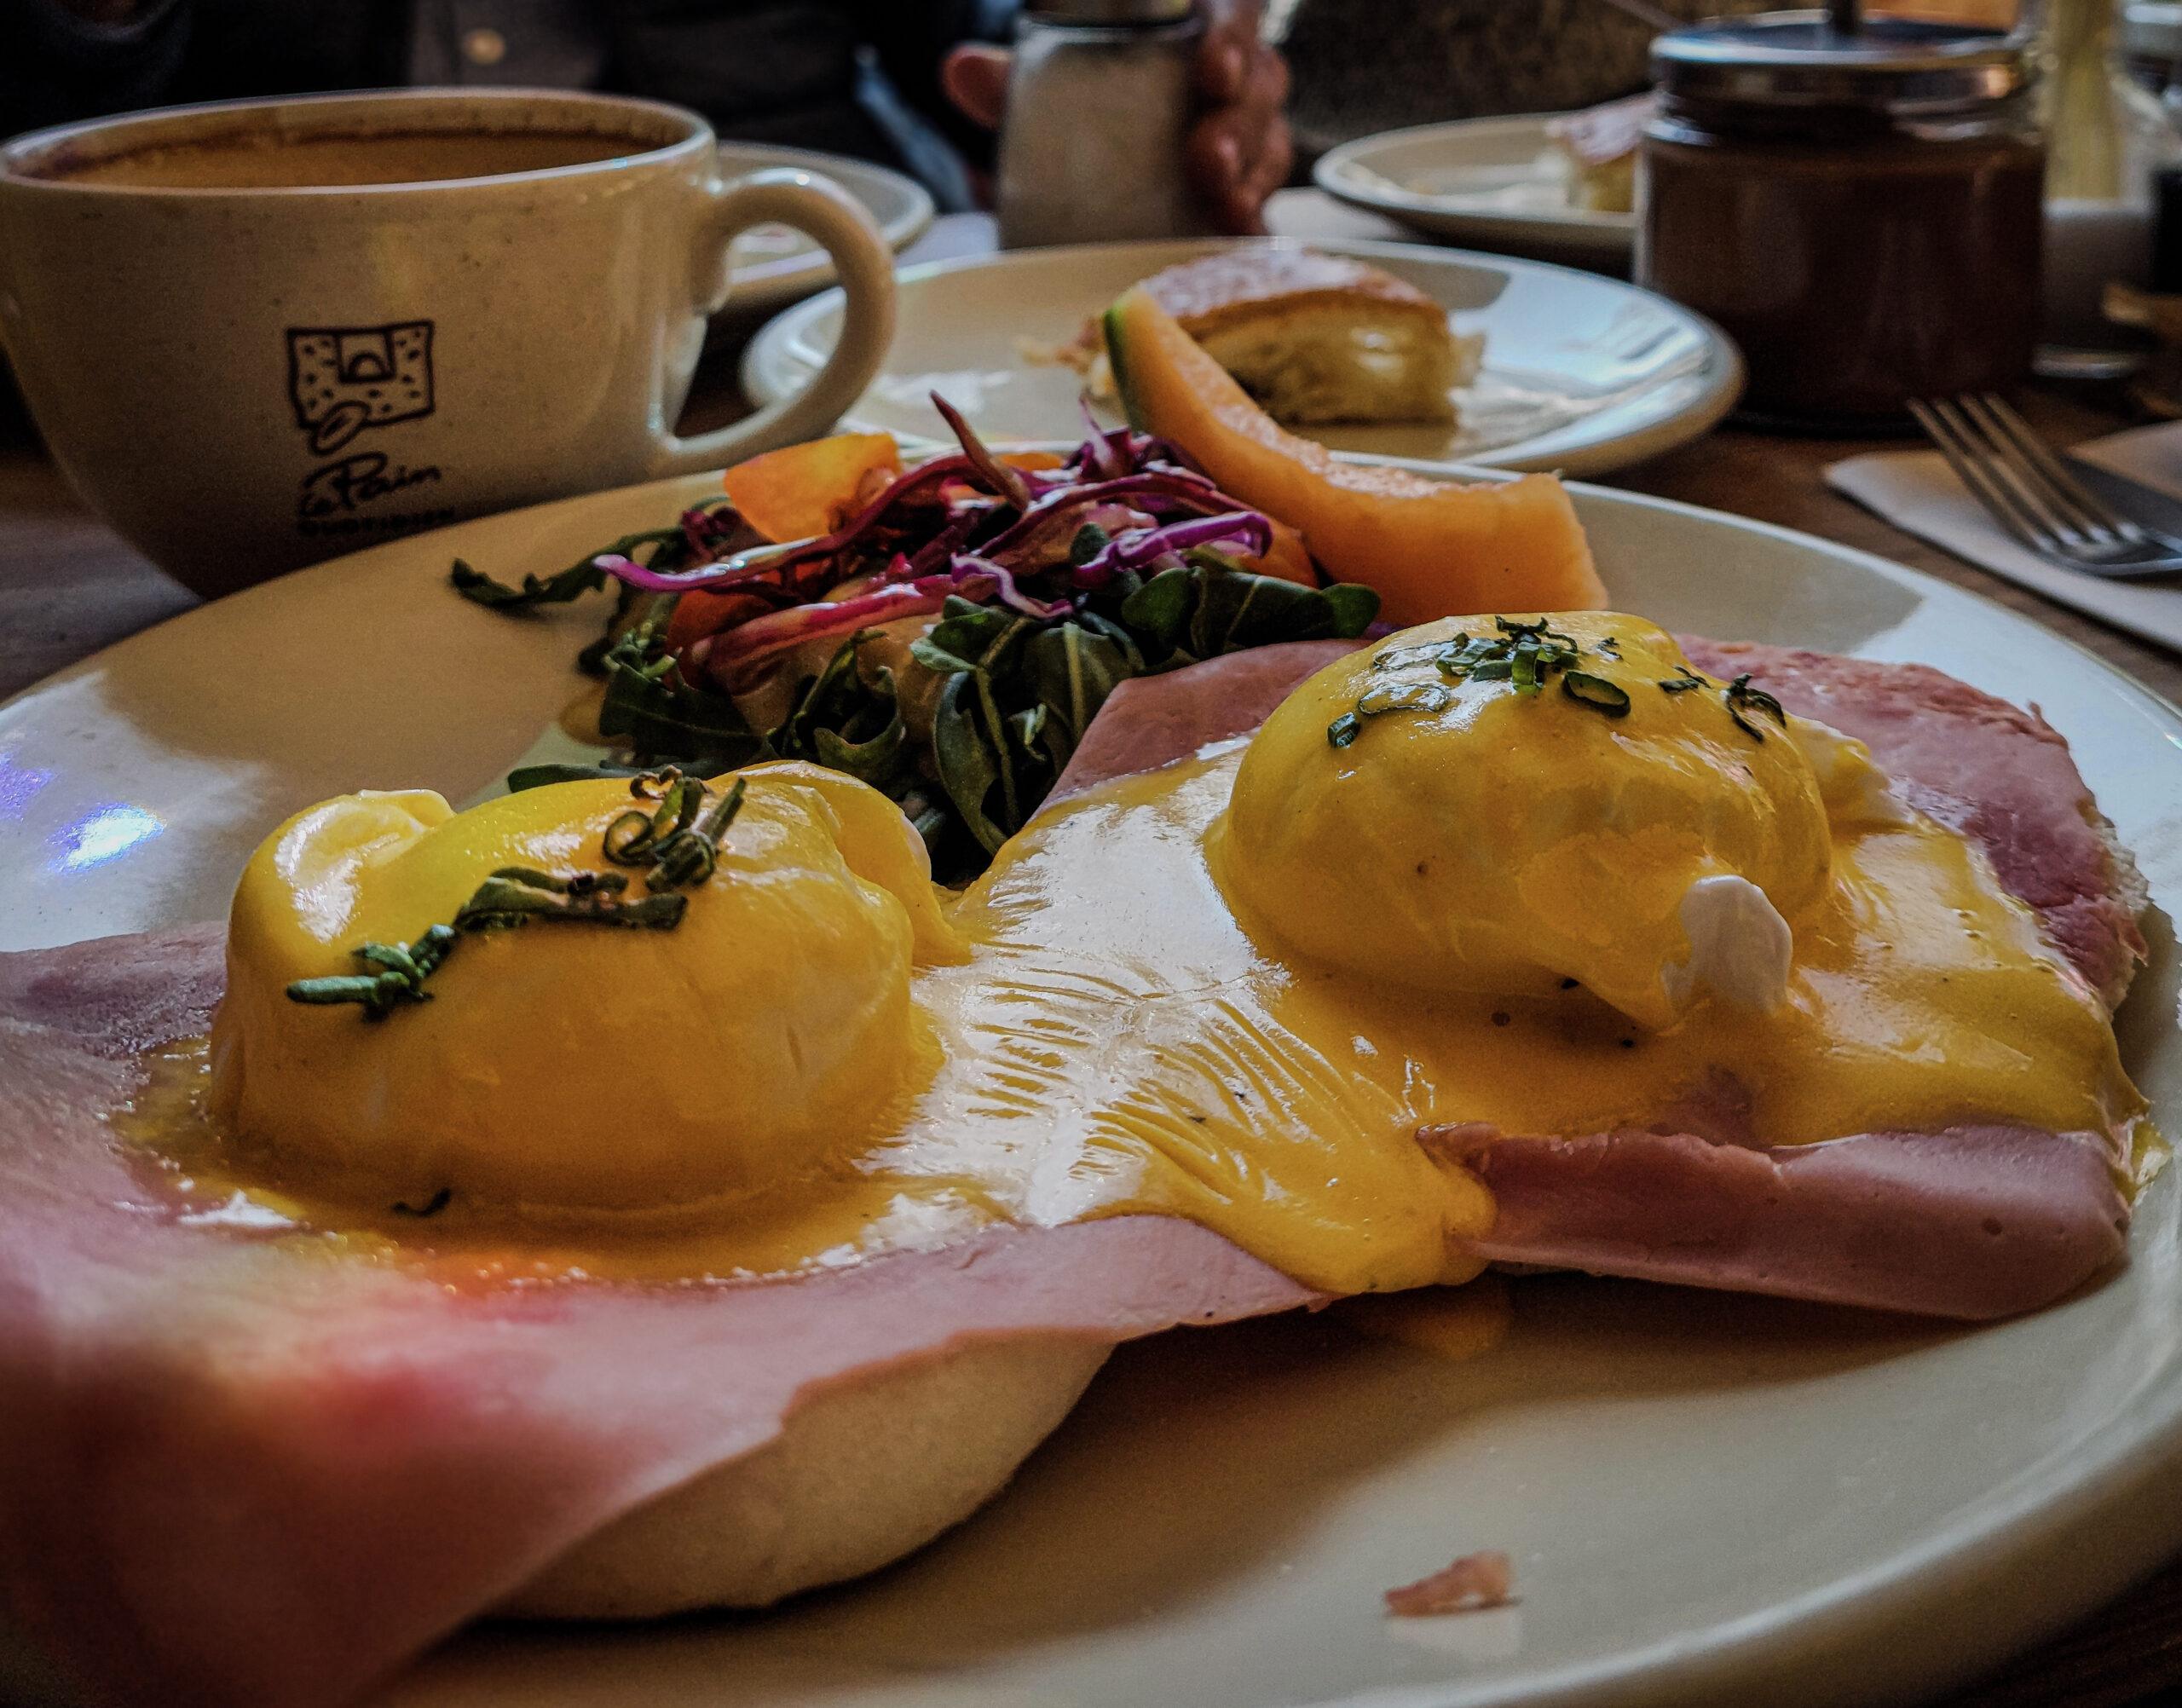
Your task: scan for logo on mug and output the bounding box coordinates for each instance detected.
[286,322,436,455]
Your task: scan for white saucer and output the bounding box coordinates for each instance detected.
[1314,115,1635,268]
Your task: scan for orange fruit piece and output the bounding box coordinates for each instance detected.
[1104,286,1606,626]
[722,432,902,543]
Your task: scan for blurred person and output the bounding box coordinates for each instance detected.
[0,0,1291,232]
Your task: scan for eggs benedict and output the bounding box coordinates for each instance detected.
[1220,613,1838,1028]
[0,622,2155,1707]
[193,615,2147,1309]
[211,764,962,1213]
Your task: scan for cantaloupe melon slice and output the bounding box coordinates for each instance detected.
[1105,286,1606,626]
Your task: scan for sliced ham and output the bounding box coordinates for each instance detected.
[1051,634,2147,1319]
[1048,639,1363,807]
[0,927,1312,1708]
[1421,1122,2127,1321]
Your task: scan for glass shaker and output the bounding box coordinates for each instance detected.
[2045,0,2123,201]
[1637,5,2045,429]
[995,0,1212,249]
[2119,2,2182,286]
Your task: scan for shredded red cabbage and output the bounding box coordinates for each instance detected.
[602,395,1283,687]
[1072,511,1273,586]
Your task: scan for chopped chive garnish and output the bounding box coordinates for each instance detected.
[1719,676,1789,741]
[1338,617,1615,740]
[286,923,459,1021]
[287,766,747,1020]
[1723,672,1787,741]
[1357,682,1457,718]
[1561,670,1631,718]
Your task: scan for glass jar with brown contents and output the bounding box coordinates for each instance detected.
[1638,9,2044,430]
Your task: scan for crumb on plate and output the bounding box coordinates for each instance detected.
[1383,1549,1515,1617]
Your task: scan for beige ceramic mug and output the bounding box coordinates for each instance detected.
[0,89,898,598]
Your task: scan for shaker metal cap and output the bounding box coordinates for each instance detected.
[1653,9,2029,114]
[1025,0,1193,21]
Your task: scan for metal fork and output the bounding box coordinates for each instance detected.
[1908,393,2182,581]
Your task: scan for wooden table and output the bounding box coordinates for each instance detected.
[3,216,2179,1706]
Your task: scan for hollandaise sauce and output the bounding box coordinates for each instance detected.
[130,615,2151,1297]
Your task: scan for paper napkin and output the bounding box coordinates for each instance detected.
[1827,418,2182,655]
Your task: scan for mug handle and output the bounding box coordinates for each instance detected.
[649,167,896,476]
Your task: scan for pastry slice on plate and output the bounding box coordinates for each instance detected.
[1545,93,1654,215]
[1038,246,1481,427]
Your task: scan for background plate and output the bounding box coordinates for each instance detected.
[715,141,934,317]
[1313,115,1634,268]
[740,237,1740,477]
[2,474,2178,1708]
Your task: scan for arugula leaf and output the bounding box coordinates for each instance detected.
[923,597,1015,663]
[776,642,911,788]
[597,637,768,766]
[1119,568,1194,647]
[774,633,906,778]
[450,556,611,609]
[1185,552,1379,656]
[932,671,1011,854]
[1025,621,1134,759]
[909,634,982,677]
[505,760,654,793]
[450,522,687,610]
[574,580,646,678]
[1066,607,1147,673]
[1006,702,1068,808]
[1119,552,1380,666]
[972,666,1021,831]
[1320,583,1378,635]
[813,713,906,783]
[1006,702,1049,766]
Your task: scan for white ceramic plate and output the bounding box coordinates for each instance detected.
[1313,116,1636,269]
[3,475,2180,1708]
[716,142,934,315]
[739,238,1741,477]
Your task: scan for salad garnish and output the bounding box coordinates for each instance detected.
[454,397,1379,874]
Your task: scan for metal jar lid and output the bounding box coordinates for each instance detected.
[1653,9,2030,117]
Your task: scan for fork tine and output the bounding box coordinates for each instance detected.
[1964,393,2139,545]
[1910,398,2068,557]
[1936,396,2098,548]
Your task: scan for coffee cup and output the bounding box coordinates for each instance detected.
[0,89,898,598]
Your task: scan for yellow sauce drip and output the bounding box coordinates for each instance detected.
[1336,1277,1514,1362]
